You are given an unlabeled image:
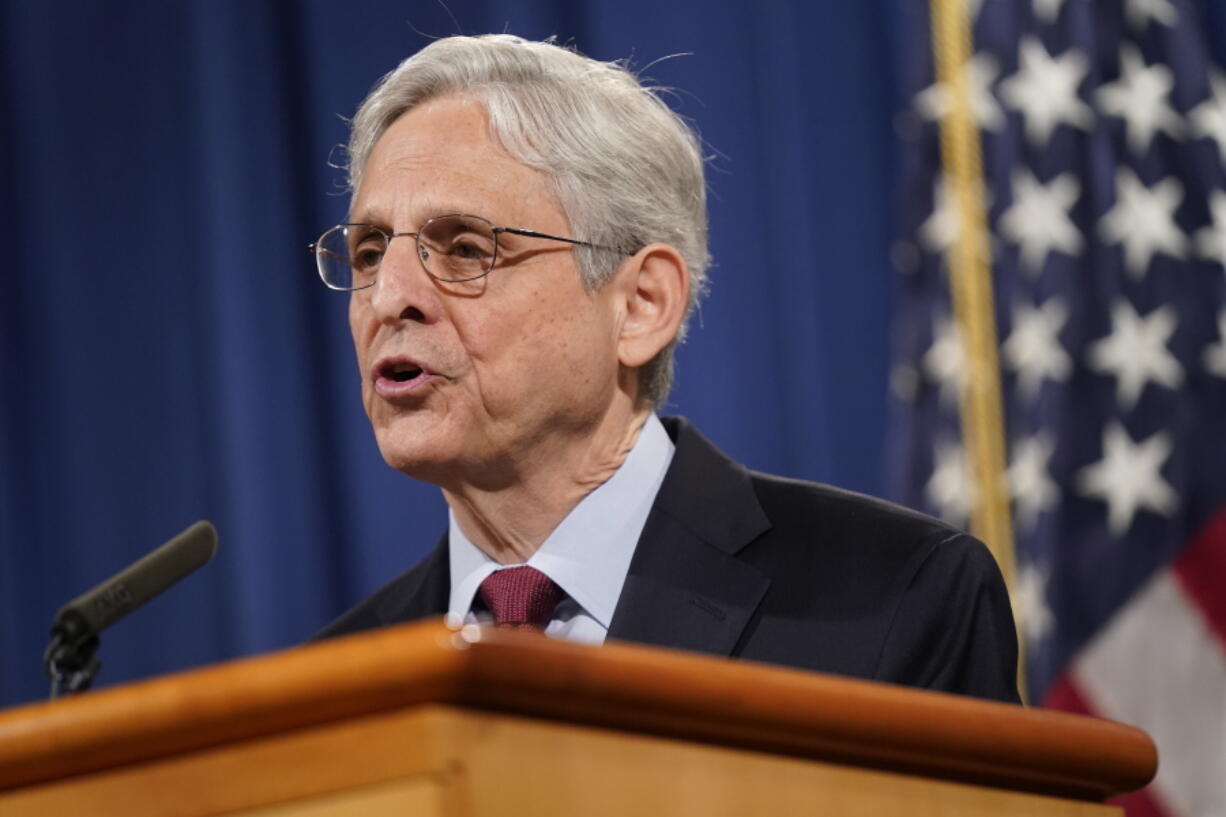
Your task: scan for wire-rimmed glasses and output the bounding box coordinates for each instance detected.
[309,213,623,290]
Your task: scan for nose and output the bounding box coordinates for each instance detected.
[367,237,440,324]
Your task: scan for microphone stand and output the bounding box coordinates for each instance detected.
[44,611,101,699]
[39,520,218,701]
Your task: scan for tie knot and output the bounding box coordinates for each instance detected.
[477,566,563,631]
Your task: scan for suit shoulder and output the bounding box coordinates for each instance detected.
[747,470,965,553]
[738,472,1018,702]
[740,469,991,610]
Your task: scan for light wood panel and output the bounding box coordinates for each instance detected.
[0,706,450,817]
[235,780,444,817]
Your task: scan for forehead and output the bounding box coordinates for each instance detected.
[351,95,564,230]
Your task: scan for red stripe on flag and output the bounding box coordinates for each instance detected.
[1041,672,1092,714]
[1110,787,1173,817]
[1042,674,1171,817]
[1171,506,1226,651]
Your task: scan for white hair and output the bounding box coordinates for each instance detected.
[346,34,709,406]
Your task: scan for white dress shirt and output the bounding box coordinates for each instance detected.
[446,414,675,645]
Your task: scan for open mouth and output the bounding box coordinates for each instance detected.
[373,357,435,398]
[386,361,423,382]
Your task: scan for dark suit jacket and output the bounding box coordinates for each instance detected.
[318,417,1021,704]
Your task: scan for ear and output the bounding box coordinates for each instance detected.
[614,243,690,371]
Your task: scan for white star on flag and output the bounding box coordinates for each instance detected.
[1206,311,1226,378]
[1195,189,1226,272]
[915,52,1005,132]
[1003,297,1072,398]
[1008,432,1060,532]
[1098,168,1186,279]
[919,176,992,263]
[1033,0,1067,23]
[1190,70,1226,165]
[1013,560,1055,645]
[927,439,976,527]
[923,314,967,404]
[1000,168,1082,274]
[1096,44,1183,155]
[1087,300,1183,410]
[999,38,1093,147]
[1123,0,1178,31]
[919,176,960,255]
[1076,422,1178,536]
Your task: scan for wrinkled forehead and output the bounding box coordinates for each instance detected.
[349,95,566,232]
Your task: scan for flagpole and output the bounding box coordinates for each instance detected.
[928,0,1026,701]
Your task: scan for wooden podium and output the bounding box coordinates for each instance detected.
[0,620,1155,816]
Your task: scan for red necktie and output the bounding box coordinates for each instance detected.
[477,566,563,631]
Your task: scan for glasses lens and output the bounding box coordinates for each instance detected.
[418,215,497,281]
[316,225,385,291]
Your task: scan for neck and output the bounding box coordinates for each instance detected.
[443,402,653,565]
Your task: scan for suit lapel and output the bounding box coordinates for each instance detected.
[376,533,451,625]
[608,418,771,657]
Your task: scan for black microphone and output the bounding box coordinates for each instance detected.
[44,520,218,697]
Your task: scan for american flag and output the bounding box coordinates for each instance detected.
[890,1,1226,814]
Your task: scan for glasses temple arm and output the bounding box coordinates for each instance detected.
[309,245,353,265]
[496,227,626,254]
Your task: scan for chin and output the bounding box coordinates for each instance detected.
[367,393,455,453]
[375,426,516,491]
[367,410,443,469]
[375,434,451,481]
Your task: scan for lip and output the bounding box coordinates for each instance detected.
[372,355,443,399]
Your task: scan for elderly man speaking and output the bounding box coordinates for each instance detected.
[313,34,1020,704]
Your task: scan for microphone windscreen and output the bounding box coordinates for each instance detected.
[55,520,218,637]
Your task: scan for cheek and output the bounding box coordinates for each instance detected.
[351,296,388,364]
[527,298,617,386]
[348,301,364,357]
[519,290,591,355]
[348,300,376,406]
[455,275,618,402]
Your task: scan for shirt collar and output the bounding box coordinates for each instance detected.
[447,413,675,628]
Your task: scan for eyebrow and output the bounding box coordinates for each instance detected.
[348,200,494,229]
[345,203,389,227]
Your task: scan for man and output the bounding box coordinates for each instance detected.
[314,34,1020,704]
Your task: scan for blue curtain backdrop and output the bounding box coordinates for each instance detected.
[0,0,906,706]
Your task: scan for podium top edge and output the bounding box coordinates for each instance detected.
[0,619,1156,800]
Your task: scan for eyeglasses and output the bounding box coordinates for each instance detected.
[309,213,624,290]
